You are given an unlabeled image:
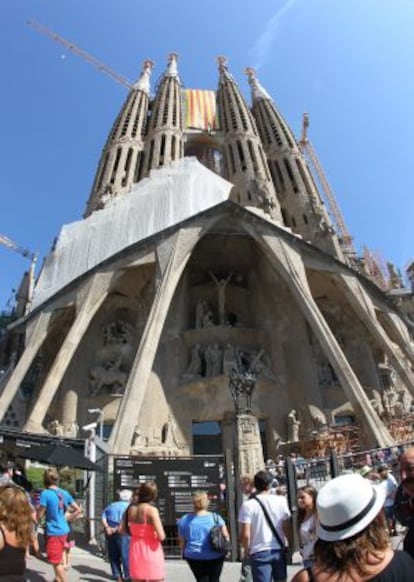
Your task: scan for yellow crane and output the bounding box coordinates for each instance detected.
[298,113,356,259]
[27,19,134,90]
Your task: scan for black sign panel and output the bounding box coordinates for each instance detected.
[114,456,223,525]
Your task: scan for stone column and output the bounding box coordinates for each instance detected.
[0,311,51,423]
[61,388,79,435]
[237,414,265,477]
[24,274,111,432]
[339,274,414,395]
[246,226,393,448]
[109,225,208,454]
[377,310,414,363]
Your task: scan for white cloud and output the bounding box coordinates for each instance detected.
[249,0,298,70]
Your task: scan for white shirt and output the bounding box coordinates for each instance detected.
[299,514,316,560]
[238,493,291,555]
[379,473,398,507]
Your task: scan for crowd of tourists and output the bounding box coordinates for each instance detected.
[1,447,414,581]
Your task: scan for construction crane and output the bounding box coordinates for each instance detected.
[0,233,36,263]
[0,233,37,315]
[27,19,134,90]
[298,113,356,259]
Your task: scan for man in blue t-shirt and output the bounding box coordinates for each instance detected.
[101,489,131,582]
[38,468,81,582]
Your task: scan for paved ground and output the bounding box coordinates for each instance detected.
[24,534,404,581]
[25,547,304,581]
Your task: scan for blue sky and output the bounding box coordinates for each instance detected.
[1,0,413,310]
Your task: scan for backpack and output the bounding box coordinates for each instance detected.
[209,513,230,554]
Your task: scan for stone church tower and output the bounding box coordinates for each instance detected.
[1,54,413,457]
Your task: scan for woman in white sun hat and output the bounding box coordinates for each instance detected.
[292,473,414,581]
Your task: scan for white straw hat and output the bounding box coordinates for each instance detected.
[316,474,386,542]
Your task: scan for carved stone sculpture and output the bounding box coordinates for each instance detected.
[89,355,128,396]
[48,419,64,436]
[210,343,222,376]
[370,389,384,417]
[223,344,240,375]
[287,409,300,442]
[184,344,202,377]
[209,271,233,325]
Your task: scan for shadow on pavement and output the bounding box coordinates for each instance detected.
[72,564,110,581]
[26,569,48,581]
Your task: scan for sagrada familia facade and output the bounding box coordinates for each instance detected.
[1,54,413,458]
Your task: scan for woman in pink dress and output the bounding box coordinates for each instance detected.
[121,481,165,582]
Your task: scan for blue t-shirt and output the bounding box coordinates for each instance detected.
[39,487,74,536]
[178,512,225,560]
[101,500,129,527]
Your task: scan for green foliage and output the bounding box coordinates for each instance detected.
[26,466,44,490]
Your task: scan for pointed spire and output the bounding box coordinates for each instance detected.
[217,55,233,82]
[245,67,272,102]
[133,59,154,93]
[166,52,180,80]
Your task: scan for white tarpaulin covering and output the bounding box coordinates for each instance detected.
[32,158,233,308]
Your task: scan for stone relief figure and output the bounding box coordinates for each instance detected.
[210,343,223,377]
[306,404,328,433]
[249,349,277,380]
[383,386,400,417]
[196,299,215,328]
[397,386,413,415]
[287,409,300,442]
[65,420,79,438]
[184,344,202,377]
[204,345,214,377]
[89,354,128,396]
[103,320,133,345]
[47,419,64,437]
[209,271,233,325]
[162,413,186,450]
[132,426,147,448]
[370,389,385,417]
[223,344,240,375]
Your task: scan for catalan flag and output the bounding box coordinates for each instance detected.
[182,89,220,130]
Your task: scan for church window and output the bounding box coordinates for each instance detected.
[96,152,109,191]
[122,148,133,186]
[303,213,308,225]
[159,134,166,165]
[274,160,285,193]
[234,90,248,131]
[247,190,252,201]
[132,94,144,138]
[171,135,176,159]
[281,207,289,225]
[220,92,229,132]
[248,140,258,172]
[258,146,271,181]
[296,158,314,198]
[237,141,247,171]
[274,110,294,147]
[228,144,236,174]
[133,151,144,182]
[121,93,137,136]
[228,98,238,131]
[110,147,122,184]
[147,140,155,171]
[284,158,299,193]
[291,215,297,227]
[172,84,179,127]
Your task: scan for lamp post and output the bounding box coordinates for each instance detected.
[88,408,104,440]
[228,367,264,488]
[229,368,257,414]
